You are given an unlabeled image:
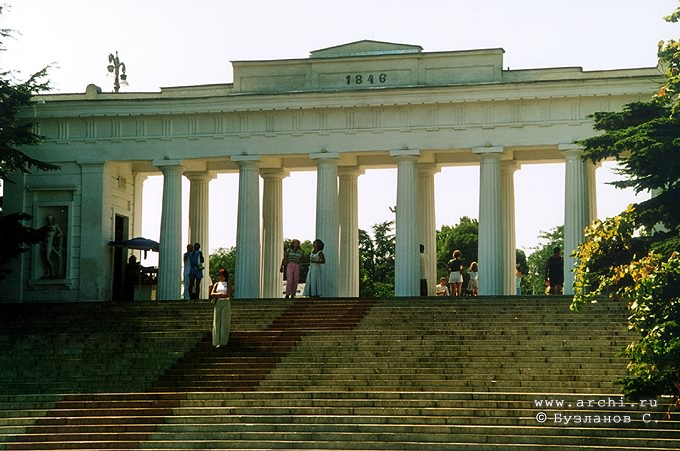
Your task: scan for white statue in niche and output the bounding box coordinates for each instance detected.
[41,215,64,279]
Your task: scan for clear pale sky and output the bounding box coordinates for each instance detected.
[4,0,675,260]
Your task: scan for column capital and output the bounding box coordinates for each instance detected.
[389,148,421,159]
[338,166,364,178]
[559,143,584,158]
[260,168,289,179]
[310,151,340,161]
[418,162,441,176]
[232,154,261,164]
[156,164,185,177]
[153,159,184,168]
[473,146,504,156]
[184,171,216,182]
[233,159,261,174]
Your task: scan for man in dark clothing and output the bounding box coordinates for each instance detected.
[544,247,564,295]
[419,244,428,297]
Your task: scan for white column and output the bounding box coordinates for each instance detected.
[474,147,504,295]
[186,171,213,299]
[561,144,596,295]
[233,157,261,299]
[132,173,147,238]
[418,163,438,295]
[391,149,420,297]
[310,152,339,297]
[588,161,599,222]
[502,162,519,295]
[156,161,184,300]
[338,167,362,297]
[261,169,286,298]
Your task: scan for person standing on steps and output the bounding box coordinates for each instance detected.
[210,268,232,348]
[447,250,464,297]
[189,243,205,300]
[303,239,325,298]
[467,261,479,297]
[544,247,564,295]
[123,255,141,301]
[515,264,523,296]
[281,239,304,298]
[419,244,428,297]
[183,244,193,300]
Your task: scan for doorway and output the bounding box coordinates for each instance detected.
[112,214,129,301]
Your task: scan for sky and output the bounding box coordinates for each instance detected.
[3,0,676,262]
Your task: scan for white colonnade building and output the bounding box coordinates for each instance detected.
[1,41,659,302]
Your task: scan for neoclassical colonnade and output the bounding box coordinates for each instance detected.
[151,143,596,300]
[4,42,654,304]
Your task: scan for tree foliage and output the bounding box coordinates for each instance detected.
[572,212,680,405]
[435,216,478,277]
[358,220,395,297]
[0,66,57,183]
[358,228,377,297]
[208,247,236,287]
[526,226,563,295]
[0,212,48,280]
[515,248,528,295]
[571,6,680,408]
[0,7,58,279]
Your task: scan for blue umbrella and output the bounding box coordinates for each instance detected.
[109,237,160,258]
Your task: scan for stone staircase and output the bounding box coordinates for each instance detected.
[0,297,677,450]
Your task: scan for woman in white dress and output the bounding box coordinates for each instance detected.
[303,239,325,297]
[467,261,479,297]
[210,268,232,348]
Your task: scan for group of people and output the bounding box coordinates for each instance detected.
[210,267,232,348]
[434,250,479,297]
[544,246,564,295]
[280,238,325,298]
[206,244,564,350]
[208,237,326,350]
[432,247,564,296]
[183,243,205,300]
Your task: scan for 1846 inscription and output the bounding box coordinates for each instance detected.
[345,73,388,85]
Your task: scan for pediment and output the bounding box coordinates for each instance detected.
[310,40,423,58]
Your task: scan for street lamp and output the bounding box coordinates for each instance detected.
[107,51,128,93]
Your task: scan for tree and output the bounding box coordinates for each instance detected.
[356,221,396,297]
[358,229,376,297]
[572,210,680,407]
[369,220,396,297]
[0,212,50,280]
[0,7,59,279]
[435,216,478,276]
[571,6,680,410]
[515,249,528,295]
[526,226,563,295]
[208,247,236,288]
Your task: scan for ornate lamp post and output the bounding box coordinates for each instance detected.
[107,51,128,93]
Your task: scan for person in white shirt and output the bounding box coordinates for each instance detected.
[210,268,232,348]
[435,277,450,296]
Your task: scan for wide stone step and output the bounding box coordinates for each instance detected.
[3,431,678,451]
